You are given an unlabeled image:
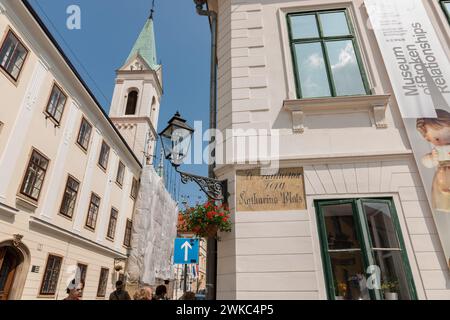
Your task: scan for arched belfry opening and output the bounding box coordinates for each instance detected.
[125,90,139,115]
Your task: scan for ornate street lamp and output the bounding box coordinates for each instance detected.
[159,112,228,202]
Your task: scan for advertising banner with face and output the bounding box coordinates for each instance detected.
[366,0,450,268]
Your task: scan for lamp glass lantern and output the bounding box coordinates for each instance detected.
[159,112,194,167]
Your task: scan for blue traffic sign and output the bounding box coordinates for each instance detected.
[174,238,199,264]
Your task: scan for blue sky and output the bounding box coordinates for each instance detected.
[28,0,210,206]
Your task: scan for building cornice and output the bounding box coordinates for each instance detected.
[29,217,127,259]
[213,150,414,177]
[110,116,158,139]
[0,201,19,218]
[0,2,6,14]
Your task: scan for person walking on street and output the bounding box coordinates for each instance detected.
[109,280,131,300]
[180,291,196,300]
[133,286,153,300]
[153,285,168,300]
[64,279,84,300]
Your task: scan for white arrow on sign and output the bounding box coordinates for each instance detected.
[181,241,193,262]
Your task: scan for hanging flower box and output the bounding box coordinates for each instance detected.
[180,201,232,239]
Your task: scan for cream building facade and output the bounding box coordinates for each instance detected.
[203,0,450,300]
[0,0,163,300]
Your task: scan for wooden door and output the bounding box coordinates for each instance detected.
[0,247,18,300]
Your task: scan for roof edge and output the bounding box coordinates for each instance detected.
[21,0,143,169]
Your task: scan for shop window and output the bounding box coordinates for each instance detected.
[287,10,369,98]
[96,268,109,298]
[39,254,63,296]
[76,263,87,297]
[315,198,417,300]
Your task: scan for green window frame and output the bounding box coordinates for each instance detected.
[315,198,417,300]
[442,1,450,23]
[287,9,370,99]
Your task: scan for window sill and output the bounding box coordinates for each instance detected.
[97,163,108,174]
[16,194,39,210]
[84,225,96,233]
[36,295,57,299]
[75,142,89,154]
[43,112,61,128]
[283,94,391,133]
[0,65,20,86]
[115,181,123,189]
[57,212,73,221]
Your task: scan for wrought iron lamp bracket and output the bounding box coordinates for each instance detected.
[175,167,228,202]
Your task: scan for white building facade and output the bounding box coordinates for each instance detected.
[205,0,450,300]
[0,0,163,300]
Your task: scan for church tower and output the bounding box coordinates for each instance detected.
[109,12,162,165]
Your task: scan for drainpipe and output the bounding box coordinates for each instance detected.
[193,0,218,301]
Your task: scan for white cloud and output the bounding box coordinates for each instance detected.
[307,53,324,68]
[331,42,356,70]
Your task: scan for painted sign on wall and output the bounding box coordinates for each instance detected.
[236,168,306,212]
[366,0,450,268]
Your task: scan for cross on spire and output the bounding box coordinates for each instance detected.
[149,0,155,19]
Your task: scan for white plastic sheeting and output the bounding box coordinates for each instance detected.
[126,165,178,285]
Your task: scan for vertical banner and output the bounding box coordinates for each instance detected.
[366,0,450,268]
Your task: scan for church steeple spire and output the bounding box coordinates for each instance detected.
[109,1,163,165]
[149,0,155,19]
[126,1,159,70]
